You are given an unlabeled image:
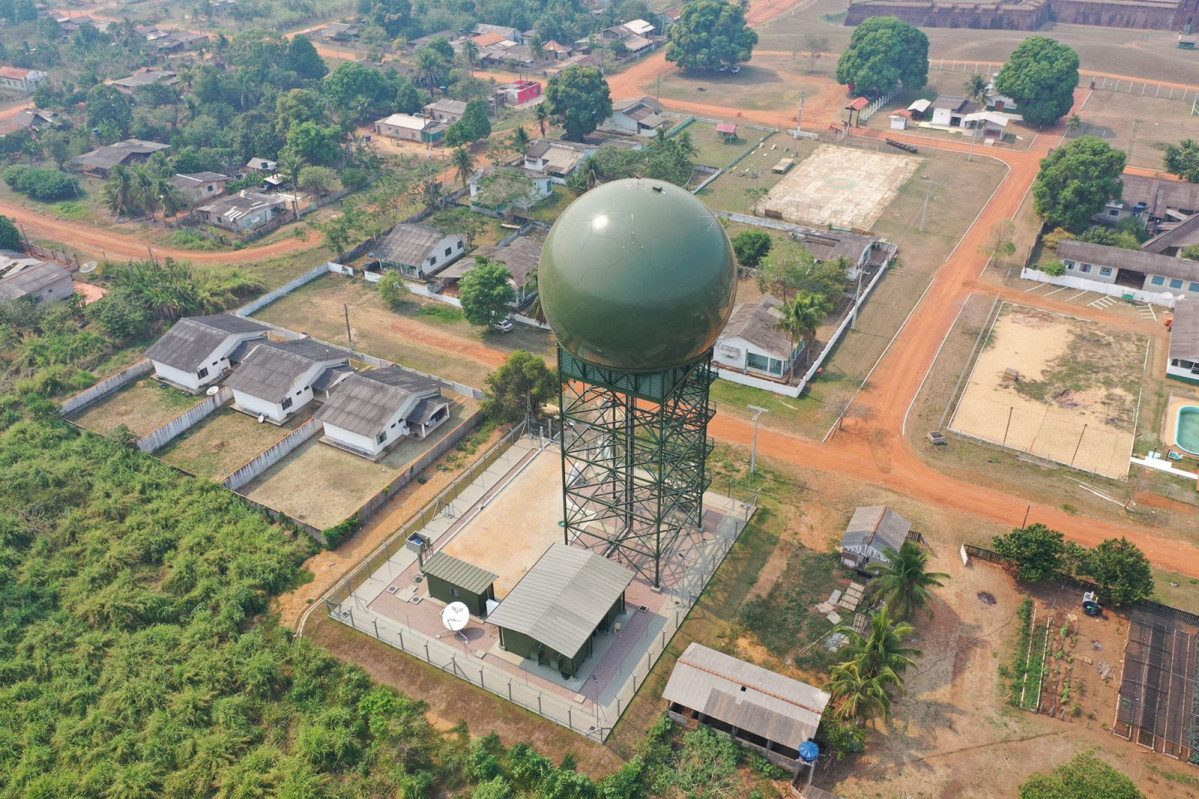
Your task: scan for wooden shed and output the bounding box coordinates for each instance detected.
[421,551,498,617]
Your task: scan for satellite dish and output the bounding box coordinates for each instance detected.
[442,602,470,632]
[205,385,220,396]
[79,261,97,273]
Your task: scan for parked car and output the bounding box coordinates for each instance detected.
[490,316,514,333]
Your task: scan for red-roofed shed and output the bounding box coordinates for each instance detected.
[846,96,870,111]
[715,122,737,140]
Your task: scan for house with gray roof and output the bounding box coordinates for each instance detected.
[0,261,73,305]
[171,172,232,204]
[1056,239,1199,302]
[423,98,468,125]
[840,505,911,572]
[224,339,352,423]
[713,296,802,381]
[1142,213,1199,258]
[110,68,178,94]
[486,543,633,678]
[663,642,831,773]
[145,314,272,392]
[196,190,290,233]
[599,96,669,136]
[523,138,596,182]
[438,233,543,308]
[317,366,449,459]
[420,551,497,616]
[1168,301,1199,384]
[72,139,170,177]
[377,222,465,279]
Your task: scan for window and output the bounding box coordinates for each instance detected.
[197,367,209,379]
[282,397,293,410]
[746,352,785,376]
[1108,208,1119,216]
[457,240,463,250]
[1064,260,1075,270]
[1079,263,1093,273]
[718,344,740,359]
[1099,267,1112,276]
[428,256,436,266]
[451,587,460,597]
[1170,279,1184,290]
[444,247,452,256]
[1190,282,1199,293]
[1151,276,1166,286]
[376,431,387,444]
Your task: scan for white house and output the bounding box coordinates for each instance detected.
[224,339,352,423]
[929,95,979,127]
[523,139,596,182]
[144,315,272,393]
[713,296,802,381]
[423,98,468,125]
[0,66,48,94]
[599,96,670,136]
[0,261,74,305]
[373,113,445,145]
[1168,301,1199,384]
[376,222,466,279]
[468,166,553,215]
[1057,240,1199,299]
[171,172,232,204]
[317,367,450,459]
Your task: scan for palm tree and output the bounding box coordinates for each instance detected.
[510,125,530,153]
[534,103,549,137]
[102,164,136,217]
[413,47,449,94]
[530,32,546,62]
[451,146,475,190]
[460,39,480,76]
[154,177,186,221]
[869,541,949,620]
[776,290,832,371]
[276,150,306,219]
[1066,114,1083,137]
[838,606,922,685]
[826,661,894,722]
[963,73,988,104]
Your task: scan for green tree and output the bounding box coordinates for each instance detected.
[451,145,476,189]
[756,238,814,302]
[288,34,328,79]
[1182,243,1199,261]
[964,72,988,103]
[994,36,1079,127]
[482,350,558,424]
[1032,136,1126,233]
[0,214,19,250]
[510,125,530,153]
[652,726,742,798]
[544,66,612,141]
[836,17,929,94]
[534,103,550,137]
[323,61,392,123]
[459,257,516,328]
[992,523,1065,582]
[412,45,450,93]
[840,606,922,683]
[665,0,758,72]
[731,229,772,268]
[1083,538,1153,606]
[776,290,832,367]
[86,84,134,137]
[1164,138,1199,183]
[311,203,365,256]
[978,219,1017,264]
[285,121,343,166]
[445,99,492,146]
[870,541,949,620]
[299,165,338,199]
[1019,752,1144,799]
[276,149,306,217]
[826,660,894,722]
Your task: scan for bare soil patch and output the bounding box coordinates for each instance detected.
[157,408,307,479]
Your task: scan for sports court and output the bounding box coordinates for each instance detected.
[755,144,920,229]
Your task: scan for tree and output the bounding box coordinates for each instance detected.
[544,66,612,141]
[510,125,530,153]
[776,291,831,367]
[0,214,20,250]
[731,229,772,268]
[845,606,921,679]
[276,149,306,217]
[1182,243,1199,261]
[482,350,558,424]
[377,271,407,309]
[298,165,337,199]
[994,36,1079,127]
[978,219,1016,264]
[836,17,929,95]
[1084,538,1153,606]
[288,34,328,79]
[1164,138,1199,183]
[665,0,758,71]
[992,523,1065,582]
[412,45,450,93]
[801,32,828,73]
[1032,136,1126,233]
[756,238,816,302]
[285,121,344,166]
[1019,752,1144,799]
[534,103,549,137]
[445,99,491,146]
[963,72,988,103]
[460,39,480,76]
[87,85,134,137]
[870,541,949,620]
[417,178,445,211]
[459,257,516,328]
[1066,114,1084,137]
[450,146,475,189]
[826,660,894,722]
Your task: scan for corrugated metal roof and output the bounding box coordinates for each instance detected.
[841,506,910,563]
[486,543,633,657]
[476,234,543,287]
[1170,301,1199,361]
[720,296,793,358]
[263,338,354,362]
[377,222,451,268]
[72,139,170,171]
[225,341,348,401]
[421,551,498,595]
[316,368,440,436]
[1058,239,1199,282]
[662,643,831,749]
[0,261,70,300]
[144,315,271,372]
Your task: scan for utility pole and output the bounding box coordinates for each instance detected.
[919,177,934,233]
[850,268,864,330]
[344,303,352,346]
[796,91,806,137]
[747,405,768,478]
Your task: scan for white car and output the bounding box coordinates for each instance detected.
[490,316,515,333]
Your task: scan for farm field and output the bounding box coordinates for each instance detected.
[68,377,201,437]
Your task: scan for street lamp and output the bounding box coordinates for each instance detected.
[747,404,768,479]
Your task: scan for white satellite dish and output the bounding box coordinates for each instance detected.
[205,385,220,396]
[79,261,97,273]
[442,602,470,632]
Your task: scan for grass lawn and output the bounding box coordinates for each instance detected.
[695,136,820,214]
[68,377,201,437]
[654,55,819,114]
[1066,89,1199,171]
[528,184,574,225]
[678,120,765,170]
[157,408,309,480]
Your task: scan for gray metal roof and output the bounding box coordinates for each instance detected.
[470,234,543,287]
[316,367,440,436]
[197,191,287,220]
[262,338,354,362]
[1058,240,1199,282]
[377,222,454,268]
[144,315,270,372]
[1143,214,1199,255]
[72,139,169,171]
[421,551,498,595]
[1121,175,1199,218]
[1170,301,1199,361]
[793,229,875,265]
[0,261,70,300]
[409,396,448,425]
[171,171,231,190]
[486,543,633,657]
[225,341,349,401]
[720,296,793,358]
[841,506,910,564]
[662,642,831,749]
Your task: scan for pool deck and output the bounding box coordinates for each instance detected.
[1164,394,1199,460]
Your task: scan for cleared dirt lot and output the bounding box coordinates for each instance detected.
[950,304,1146,480]
[242,400,478,529]
[68,377,201,437]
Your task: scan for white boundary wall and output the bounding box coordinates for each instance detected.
[1020,268,1180,308]
[221,417,322,490]
[59,359,154,415]
[137,387,232,453]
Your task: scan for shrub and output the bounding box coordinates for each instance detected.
[1040,261,1066,277]
[3,165,78,201]
[377,271,408,309]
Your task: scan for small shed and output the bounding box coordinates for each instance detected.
[716,122,738,141]
[907,98,931,121]
[486,543,633,678]
[889,109,911,130]
[421,551,498,617]
[771,158,794,174]
[840,505,911,572]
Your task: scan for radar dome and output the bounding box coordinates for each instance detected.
[538,179,737,372]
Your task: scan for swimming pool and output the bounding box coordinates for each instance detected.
[1177,406,1199,456]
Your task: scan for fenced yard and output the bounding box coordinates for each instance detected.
[157,408,312,480]
[67,377,202,437]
